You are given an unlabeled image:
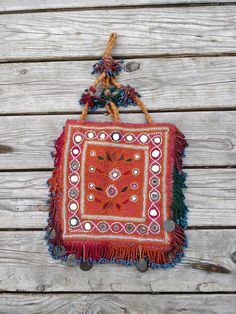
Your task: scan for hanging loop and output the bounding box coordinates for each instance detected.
[79,32,153,124]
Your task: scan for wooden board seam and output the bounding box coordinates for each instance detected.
[1,108,236,118]
[1,2,236,16]
[2,52,236,64]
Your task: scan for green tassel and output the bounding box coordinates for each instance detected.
[171,166,188,229]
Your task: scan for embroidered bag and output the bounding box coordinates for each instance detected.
[45,32,188,271]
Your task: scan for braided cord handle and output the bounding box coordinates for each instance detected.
[79,32,153,124]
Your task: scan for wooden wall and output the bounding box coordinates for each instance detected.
[0,0,235,313]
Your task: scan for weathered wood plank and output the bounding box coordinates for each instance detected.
[1,57,236,114]
[0,293,236,314]
[1,6,236,61]
[0,0,234,13]
[0,169,235,228]
[0,230,235,292]
[0,111,235,169]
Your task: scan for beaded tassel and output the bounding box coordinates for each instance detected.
[91,55,124,77]
[78,44,142,112]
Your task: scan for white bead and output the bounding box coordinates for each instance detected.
[70,218,78,226]
[88,194,94,201]
[151,149,160,158]
[74,135,82,143]
[112,132,121,141]
[70,175,78,183]
[131,195,138,202]
[140,134,148,143]
[73,148,79,155]
[84,222,91,230]
[154,136,161,144]
[99,133,106,140]
[151,164,160,173]
[89,166,96,172]
[87,132,94,139]
[150,209,158,217]
[134,154,140,160]
[90,150,96,156]
[126,134,133,142]
[88,182,95,189]
[70,203,77,211]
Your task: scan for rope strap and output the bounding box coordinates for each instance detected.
[79,32,153,123]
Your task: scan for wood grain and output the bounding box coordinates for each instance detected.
[1,6,236,61]
[0,111,235,169]
[0,0,234,13]
[0,293,235,314]
[0,230,235,292]
[0,1,235,308]
[1,57,236,114]
[0,169,235,229]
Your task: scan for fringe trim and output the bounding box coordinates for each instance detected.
[45,126,65,247]
[172,127,189,229]
[48,222,185,269]
[45,124,189,269]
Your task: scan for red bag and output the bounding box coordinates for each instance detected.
[45,33,188,271]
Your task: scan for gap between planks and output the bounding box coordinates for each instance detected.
[0,227,235,231]
[0,291,235,294]
[1,2,236,16]
[1,107,236,117]
[2,52,236,64]
[0,165,235,172]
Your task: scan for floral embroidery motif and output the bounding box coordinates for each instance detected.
[105,184,118,198]
[109,168,121,181]
[82,143,147,219]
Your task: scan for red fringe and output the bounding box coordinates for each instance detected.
[60,223,186,264]
[46,127,66,247]
[174,127,188,173]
